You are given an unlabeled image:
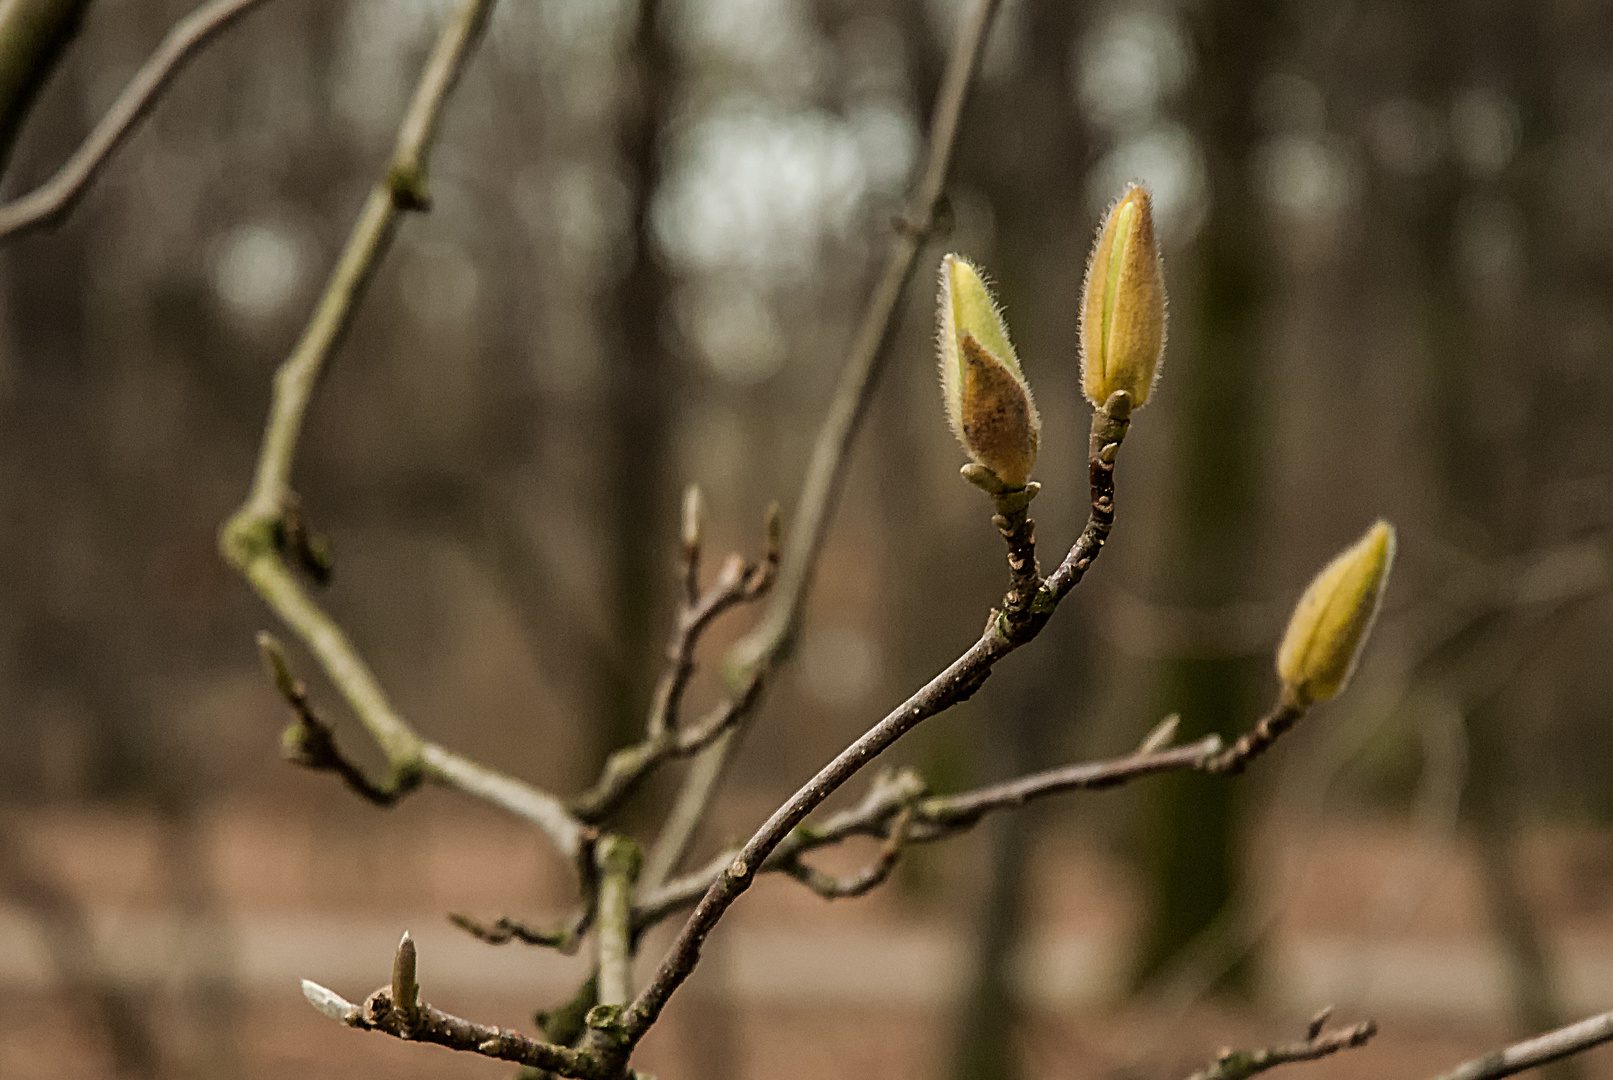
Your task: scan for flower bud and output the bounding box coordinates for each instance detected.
[938,254,1040,488]
[1080,184,1166,409]
[1276,521,1396,702]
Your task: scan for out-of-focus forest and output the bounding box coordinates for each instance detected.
[4,0,1613,1077]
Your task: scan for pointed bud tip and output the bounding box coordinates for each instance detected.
[1276,520,1396,702]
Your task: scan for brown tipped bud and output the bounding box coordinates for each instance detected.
[1276,521,1396,702]
[1080,184,1166,409]
[937,255,1040,488]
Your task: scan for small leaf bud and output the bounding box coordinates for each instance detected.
[1276,521,1396,702]
[1080,184,1167,409]
[937,255,1040,488]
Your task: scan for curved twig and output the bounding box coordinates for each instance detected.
[220,0,586,861]
[0,0,274,239]
[1425,1010,1613,1080]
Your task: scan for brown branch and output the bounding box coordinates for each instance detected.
[637,0,1013,897]
[301,975,613,1079]
[914,734,1225,834]
[1044,391,1131,602]
[625,400,1138,1044]
[1425,1010,1613,1080]
[1203,689,1310,775]
[259,633,410,805]
[218,0,587,861]
[448,911,589,953]
[0,0,275,240]
[777,807,913,900]
[631,735,1224,929]
[1184,1009,1377,1080]
[570,503,778,824]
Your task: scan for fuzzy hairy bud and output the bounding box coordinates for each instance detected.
[1080,184,1166,409]
[937,254,1040,488]
[1276,520,1396,702]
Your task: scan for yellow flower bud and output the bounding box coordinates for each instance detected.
[1080,184,1166,409]
[1276,521,1396,702]
[937,254,1040,488]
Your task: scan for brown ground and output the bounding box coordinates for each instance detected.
[5,796,1613,1079]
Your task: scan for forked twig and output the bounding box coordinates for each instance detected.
[220,0,588,861]
[1184,1009,1377,1080]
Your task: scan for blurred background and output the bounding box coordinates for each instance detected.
[3,0,1613,1076]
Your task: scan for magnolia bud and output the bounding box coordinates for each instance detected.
[1080,184,1166,409]
[937,254,1040,488]
[1276,521,1396,703]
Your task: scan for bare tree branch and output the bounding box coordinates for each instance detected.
[219,0,588,861]
[632,734,1225,928]
[777,806,914,900]
[1203,689,1310,775]
[448,910,589,953]
[300,975,613,1078]
[637,0,1012,896]
[570,503,778,824]
[0,0,274,239]
[1425,1011,1613,1080]
[1183,1009,1377,1080]
[259,632,410,805]
[624,389,1142,1044]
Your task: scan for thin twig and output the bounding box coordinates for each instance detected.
[631,736,1223,928]
[219,0,586,860]
[1425,1010,1613,1080]
[571,507,778,824]
[777,806,913,900]
[259,633,408,805]
[447,911,589,953]
[624,392,1134,1043]
[1183,1010,1376,1080]
[1203,689,1310,775]
[301,977,610,1078]
[0,0,274,239]
[637,0,1008,904]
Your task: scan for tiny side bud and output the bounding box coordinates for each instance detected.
[1080,184,1166,409]
[1276,521,1396,703]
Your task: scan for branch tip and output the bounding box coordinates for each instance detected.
[1137,713,1180,755]
[302,979,360,1025]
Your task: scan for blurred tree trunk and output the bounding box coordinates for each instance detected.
[1411,0,1580,1069]
[0,0,90,176]
[1134,0,1277,993]
[942,3,1090,1076]
[597,0,675,776]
